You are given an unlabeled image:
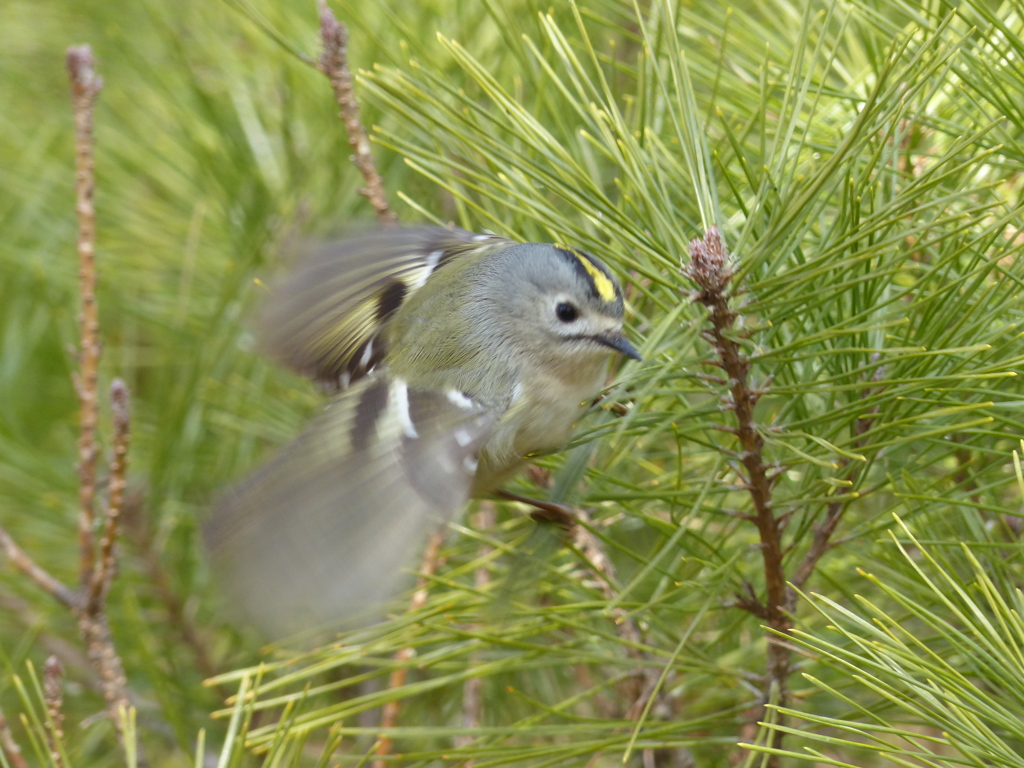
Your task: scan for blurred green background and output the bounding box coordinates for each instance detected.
[3,0,1024,766]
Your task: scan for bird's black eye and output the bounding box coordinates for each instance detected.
[555,302,578,322]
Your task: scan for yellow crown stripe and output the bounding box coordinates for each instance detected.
[557,245,617,302]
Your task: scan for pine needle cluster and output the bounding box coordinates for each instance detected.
[2,0,1024,766]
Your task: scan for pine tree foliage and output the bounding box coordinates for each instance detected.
[213,0,1024,765]
[2,0,1024,765]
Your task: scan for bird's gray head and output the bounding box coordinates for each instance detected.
[472,243,641,364]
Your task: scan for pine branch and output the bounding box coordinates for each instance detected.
[68,44,103,591]
[373,529,446,768]
[454,501,495,761]
[87,379,130,613]
[317,3,396,224]
[43,657,65,768]
[685,227,791,763]
[0,47,138,757]
[0,528,80,610]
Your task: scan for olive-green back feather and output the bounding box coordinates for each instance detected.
[259,227,511,389]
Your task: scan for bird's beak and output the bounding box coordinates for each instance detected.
[597,332,642,361]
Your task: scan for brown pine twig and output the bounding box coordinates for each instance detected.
[88,379,130,612]
[0,528,80,610]
[731,582,770,621]
[453,501,496,758]
[68,45,104,590]
[0,46,139,755]
[0,707,29,768]
[43,657,66,768]
[685,228,789,765]
[373,529,446,768]
[316,9,427,759]
[317,2,396,224]
[65,46,137,747]
[0,489,134,743]
[72,385,135,740]
[76,611,132,731]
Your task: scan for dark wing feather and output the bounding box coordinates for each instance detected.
[205,376,495,637]
[259,227,511,388]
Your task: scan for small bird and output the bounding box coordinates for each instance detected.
[206,226,641,634]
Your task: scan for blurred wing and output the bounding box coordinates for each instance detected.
[205,376,495,637]
[260,227,512,388]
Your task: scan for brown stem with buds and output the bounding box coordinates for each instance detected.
[373,529,446,768]
[686,230,884,765]
[317,3,396,224]
[685,228,790,763]
[0,47,137,755]
[43,657,66,768]
[68,45,103,591]
[88,380,130,612]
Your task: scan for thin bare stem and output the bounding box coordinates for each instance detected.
[731,582,770,621]
[77,612,132,734]
[373,529,446,768]
[88,379,130,612]
[685,228,788,765]
[43,657,65,768]
[0,528,79,610]
[65,47,137,751]
[317,3,396,224]
[453,502,495,759]
[67,45,103,590]
[2,426,137,746]
[0,46,142,758]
